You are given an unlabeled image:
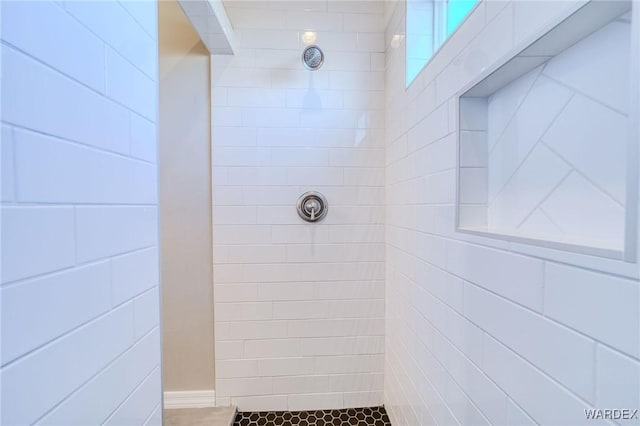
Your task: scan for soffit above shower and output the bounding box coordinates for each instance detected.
[179,0,236,54]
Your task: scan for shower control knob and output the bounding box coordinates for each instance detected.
[297,191,328,223]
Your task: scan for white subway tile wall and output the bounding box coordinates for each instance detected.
[213,0,386,411]
[385,1,640,425]
[0,1,161,425]
[1,0,637,423]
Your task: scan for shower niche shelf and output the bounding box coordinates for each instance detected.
[455,0,638,260]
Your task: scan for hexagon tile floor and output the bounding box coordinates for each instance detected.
[233,406,391,426]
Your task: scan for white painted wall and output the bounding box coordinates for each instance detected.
[385,1,640,425]
[212,0,386,411]
[159,0,215,394]
[0,1,161,425]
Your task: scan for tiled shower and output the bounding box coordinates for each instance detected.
[211,0,386,411]
[1,0,639,425]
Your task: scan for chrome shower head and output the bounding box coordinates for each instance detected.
[302,45,324,70]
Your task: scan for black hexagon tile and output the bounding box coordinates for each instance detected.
[233,406,391,426]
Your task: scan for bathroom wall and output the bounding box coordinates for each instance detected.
[385,1,640,425]
[211,0,386,411]
[0,1,161,425]
[159,0,216,394]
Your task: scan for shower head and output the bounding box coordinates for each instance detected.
[302,45,324,70]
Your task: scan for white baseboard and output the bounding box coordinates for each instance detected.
[164,390,216,409]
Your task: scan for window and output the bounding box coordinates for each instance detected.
[406,0,478,86]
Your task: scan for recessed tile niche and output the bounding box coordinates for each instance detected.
[457,1,637,259]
